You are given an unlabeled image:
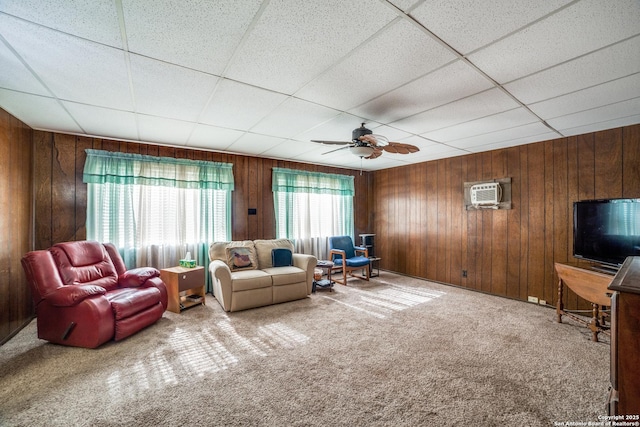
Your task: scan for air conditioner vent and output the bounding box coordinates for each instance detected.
[470,183,502,206]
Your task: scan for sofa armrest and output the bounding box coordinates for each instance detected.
[293,254,317,295]
[45,285,106,307]
[119,267,160,288]
[210,260,233,311]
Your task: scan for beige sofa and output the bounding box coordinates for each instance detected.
[208,239,317,312]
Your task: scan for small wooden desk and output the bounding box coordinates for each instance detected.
[554,262,613,342]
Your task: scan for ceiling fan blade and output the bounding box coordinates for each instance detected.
[358,134,388,147]
[365,147,383,159]
[322,145,352,155]
[311,139,351,145]
[383,142,420,154]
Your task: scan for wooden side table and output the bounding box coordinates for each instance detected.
[313,260,340,292]
[554,262,613,342]
[160,266,206,313]
[368,257,381,277]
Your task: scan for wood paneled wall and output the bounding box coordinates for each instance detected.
[31,131,372,249]
[0,109,33,344]
[372,124,640,310]
[2,108,639,344]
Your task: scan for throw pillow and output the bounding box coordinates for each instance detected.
[271,248,293,267]
[226,247,256,271]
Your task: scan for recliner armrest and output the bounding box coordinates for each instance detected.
[45,285,106,307]
[119,267,160,288]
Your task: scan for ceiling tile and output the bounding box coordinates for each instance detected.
[122,0,263,75]
[224,0,398,94]
[0,38,49,96]
[261,140,318,160]
[505,36,640,104]
[250,98,340,139]
[129,53,219,122]
[349,60,493,123]
[387,0,423,12]
[0,89,82,133]
[547,97,640,132]
[423,108,539,142]
[199,79,288,130]
[466,131,559,153]
[225,133,288,155]
[446,122,554,149]
[0,1,639,171]
[137,115,194,145]
[528,73,640,120]
[0,0,122,47]
[411,0,572,54]
[555,115,640,138]
[62,101,138,141]
[187,124,244,151]
[295,19,457,111]
[390,88,520,135]
[0,14,132,110]
[469,0,640,83]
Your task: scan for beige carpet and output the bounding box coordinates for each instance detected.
[0,272,610,426]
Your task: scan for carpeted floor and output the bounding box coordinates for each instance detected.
[0,272,610,426]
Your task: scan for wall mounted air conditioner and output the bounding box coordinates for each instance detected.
[470,183,502,206]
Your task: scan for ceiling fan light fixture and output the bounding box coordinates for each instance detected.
[350,146,375,158]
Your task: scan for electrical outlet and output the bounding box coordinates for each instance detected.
[539,300,547,306]
[528,296,539,304]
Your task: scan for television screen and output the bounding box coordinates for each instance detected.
[573,198,640,266]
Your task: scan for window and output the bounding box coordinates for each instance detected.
[84,149,234,291]
[272,167,354,259]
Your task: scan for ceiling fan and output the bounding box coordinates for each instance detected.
[311,123,420,159]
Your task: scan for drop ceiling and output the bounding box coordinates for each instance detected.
[1,0,639,171]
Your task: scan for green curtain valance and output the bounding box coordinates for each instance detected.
[272,167,354,196]
[83,149,234,190]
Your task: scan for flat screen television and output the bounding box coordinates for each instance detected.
[573,198,640,267]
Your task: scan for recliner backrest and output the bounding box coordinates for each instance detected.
[50,241,119,291]
[329,236,356,259]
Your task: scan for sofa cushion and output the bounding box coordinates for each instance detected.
[254,239,294,269]
[262,266,307,286]
[209,240,255,262]
[230,269,272,292]
[272,248,293,267]
[226,246,257,271]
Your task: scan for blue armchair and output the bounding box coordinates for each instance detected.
[329,236,370,285]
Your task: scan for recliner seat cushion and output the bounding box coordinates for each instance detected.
[107,287,161,320]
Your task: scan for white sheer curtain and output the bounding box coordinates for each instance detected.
[273,168,354,260]
[84,149,233,292]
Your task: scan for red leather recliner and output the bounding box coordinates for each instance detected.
[21,240,168,348]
